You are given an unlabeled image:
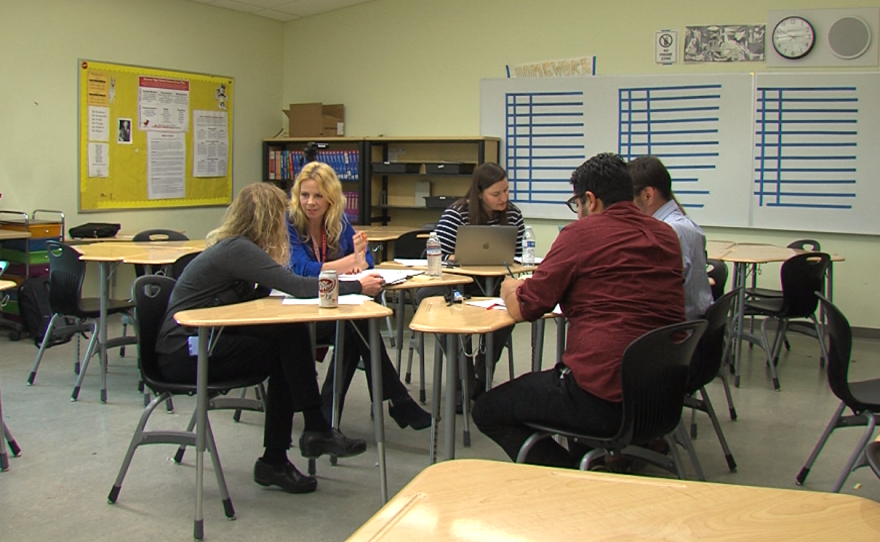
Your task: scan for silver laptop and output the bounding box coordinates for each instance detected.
[454,225,517,266]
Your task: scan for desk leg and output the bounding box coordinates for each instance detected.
[485,331,494,391]
[429,338,443,464]
[444,333,458,461]
[99,262,110,403]
[532,319,545,373]
[369,319,388,503]
[732,263,747,388]
[194,326,209,540]
[395,291,406,373]
[329,322,346,469]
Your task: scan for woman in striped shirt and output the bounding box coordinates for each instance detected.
[417,162,524,406]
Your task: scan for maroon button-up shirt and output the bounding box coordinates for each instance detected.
[516,201,686,402]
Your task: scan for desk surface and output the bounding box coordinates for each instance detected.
[73,240,206,262]
[382,272,473,291]
[443,263,535,278]
[706,239,735,260]
[354,226,419,242]
[0,280,15,292]
[0,230,31,241]
[175,296,392,327]
[348,459,880,541]
[409,296,515,335]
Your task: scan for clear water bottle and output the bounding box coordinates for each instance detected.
[426,231,442,277]
[522,226,536,266]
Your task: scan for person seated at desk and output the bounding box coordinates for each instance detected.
[629,155,712,320]
[415,162,525,402]
[287,162,431,431]
[155,183,378,495]
[472,152,686,468]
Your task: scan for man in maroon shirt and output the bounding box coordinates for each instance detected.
[472,153,685,467]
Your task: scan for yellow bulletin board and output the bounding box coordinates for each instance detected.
[78,60,233,211]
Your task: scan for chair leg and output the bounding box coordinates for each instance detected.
[405,333,416,384]
[515,431,553,463]
[108,391,172,502]
[380,291,395,349]
[810,314,829,369]
[677,420,706,481]
[232,388,248,422]
[665,431,688,480]
[71,322,100,402]
[27,313,60,385]
[507,335,515,380]
[700,386,737,471]
[831,415,877,493]
[797,401,846,485]
[204,418,236,519]
[717,368,738,421]
[760,317,786,391]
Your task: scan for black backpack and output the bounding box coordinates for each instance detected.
[17,277,73,348]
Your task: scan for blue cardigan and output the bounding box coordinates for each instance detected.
[287,216,374,277]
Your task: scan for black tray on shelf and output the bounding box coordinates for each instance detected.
[424,162,475,175]
[424,196,456,209]
[372,162,421,174]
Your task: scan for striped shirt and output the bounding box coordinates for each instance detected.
[654,199,713,320]
[435,202,525,260]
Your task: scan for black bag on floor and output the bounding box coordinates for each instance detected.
[17,277,72,348]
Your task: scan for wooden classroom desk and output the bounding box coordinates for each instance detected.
[442,262,537,296]
[71,241,206,402]
[354,225,419,243]
[383,272,474,390]
[409,296,516,462]
[0,229,31,241]
[348,459,880,541]
[720,244,844,389]
[174,296,393,538]
[706,239,735,260]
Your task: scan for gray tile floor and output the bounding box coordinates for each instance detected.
[1,315,879,541]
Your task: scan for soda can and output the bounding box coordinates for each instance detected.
[318,269,339,308]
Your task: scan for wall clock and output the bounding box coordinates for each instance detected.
[772,16,816,59]
[828,16,872,60]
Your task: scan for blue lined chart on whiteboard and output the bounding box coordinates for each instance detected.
[505,91,586,208]
[752,73,880,234]
[618,84,722,209]
[753,86,857,209]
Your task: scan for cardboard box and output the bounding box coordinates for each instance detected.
[284,103,345,137]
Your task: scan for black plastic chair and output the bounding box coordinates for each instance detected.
[685,290,739,472]
[744,253,831,391]
[132,229,189,277]
[391,230,430,260]
[516,320,708,480]
[745,239,821,299]
[108,275,268,521]
[27,241,137,402]
[705,258,728,301]
[796,294,880,492]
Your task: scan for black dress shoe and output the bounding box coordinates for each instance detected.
[389,398,432,430]
[253,459,317,494]
[299,428,367,459]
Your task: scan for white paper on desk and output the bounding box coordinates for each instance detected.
[466,298,506,310]
[339,268,423,285]
[514,256,543,265]
[281,294,371,305]
[394,258,427,267]
[268,289,286,297]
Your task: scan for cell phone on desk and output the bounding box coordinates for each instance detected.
[442,261,459,268]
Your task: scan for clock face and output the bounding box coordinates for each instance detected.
[773,16,816,59]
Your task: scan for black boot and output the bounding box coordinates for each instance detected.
[389,397,432,430]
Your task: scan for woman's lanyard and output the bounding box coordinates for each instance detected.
[312,229,327,263]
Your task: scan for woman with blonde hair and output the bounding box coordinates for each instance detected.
[288,162,431,430]
[156,183,384,495]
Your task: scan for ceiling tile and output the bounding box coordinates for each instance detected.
[257,8,301,21]
[209,0,261,13]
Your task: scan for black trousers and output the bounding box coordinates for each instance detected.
[316,320,408,416]
[472,364,622,468]
[158,323,318,452]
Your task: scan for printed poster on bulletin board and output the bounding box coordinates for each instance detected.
[78,60,233,211]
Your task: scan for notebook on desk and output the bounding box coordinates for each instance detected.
[453,225,517,266]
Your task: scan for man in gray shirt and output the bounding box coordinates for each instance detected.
[629,156,713,320]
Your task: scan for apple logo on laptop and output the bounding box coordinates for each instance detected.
[483,242,490,250]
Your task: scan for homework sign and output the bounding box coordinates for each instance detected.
[506,56,596,78]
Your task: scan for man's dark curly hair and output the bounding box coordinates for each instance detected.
[569,152,634,208]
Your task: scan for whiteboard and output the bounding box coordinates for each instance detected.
[481,72,880,235]
[751,73,880,235]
